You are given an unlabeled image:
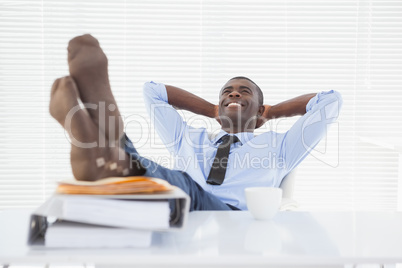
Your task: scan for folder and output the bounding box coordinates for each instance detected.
[43,221,154,248]
[28,185,190,247]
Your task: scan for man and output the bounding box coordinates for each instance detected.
[50,34,342,211]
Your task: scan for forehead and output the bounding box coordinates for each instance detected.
[220,79,257,93]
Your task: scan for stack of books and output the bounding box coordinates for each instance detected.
[28,177,190,248]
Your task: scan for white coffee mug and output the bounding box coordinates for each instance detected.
[245,187,282,220]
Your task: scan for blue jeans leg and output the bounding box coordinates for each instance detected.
[122,134,232,211]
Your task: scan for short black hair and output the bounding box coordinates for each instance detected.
[228,76,264,106]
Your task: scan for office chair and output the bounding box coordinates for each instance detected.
[279,168,299,211]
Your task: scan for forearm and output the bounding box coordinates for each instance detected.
[165,85,217,118]
[267,93,316,120]
[279,90,342,170]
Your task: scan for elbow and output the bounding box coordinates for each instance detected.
[307,90,343,115]
[321,90,343,109]
[331,90,343,107]
[142,81,169,105]
[142,81,155,95]
[326,90,343,120]
[331,90,343,112]
[142,81,162,100]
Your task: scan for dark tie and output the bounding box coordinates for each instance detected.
[206,135,240,185]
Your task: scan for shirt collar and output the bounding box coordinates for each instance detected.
[211,130,254,146]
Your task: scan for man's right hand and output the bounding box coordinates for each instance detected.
[254,93,317,129]
[165,85,217,119]
[213,105,222,126]
[255,104,272,129]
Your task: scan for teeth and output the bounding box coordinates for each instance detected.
[228,103,241,107]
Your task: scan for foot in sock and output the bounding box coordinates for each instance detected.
[67,34,124,143]
[49,76,144,181]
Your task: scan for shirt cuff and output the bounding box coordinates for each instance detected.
[306,90,335,113]
[143,81,168,103]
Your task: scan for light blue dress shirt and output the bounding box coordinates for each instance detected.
[143,81,343,210]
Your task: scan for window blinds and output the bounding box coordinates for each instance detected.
[0,0,401,211]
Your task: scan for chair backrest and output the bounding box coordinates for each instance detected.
[279,168,297,199]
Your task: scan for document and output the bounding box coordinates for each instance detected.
[45,221,152,248]
[58,196,170,229]
[56,176,173,195]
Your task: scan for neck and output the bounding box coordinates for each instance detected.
[219,116,257,134]
[221,126,255,134]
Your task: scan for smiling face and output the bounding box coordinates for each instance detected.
[218,78,264,133]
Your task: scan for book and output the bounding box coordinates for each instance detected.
[45,220,152,248]
[49,176,173,229]
[28,178,191,248]
[51,195,171,229]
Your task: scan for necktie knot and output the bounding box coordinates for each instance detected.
[219,135,239,146]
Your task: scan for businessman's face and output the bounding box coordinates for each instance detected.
[218,78,264,131]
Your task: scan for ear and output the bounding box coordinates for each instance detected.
[257,105,265,117]
[254,105,266,129]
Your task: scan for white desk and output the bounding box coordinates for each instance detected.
[1,209,402,267]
